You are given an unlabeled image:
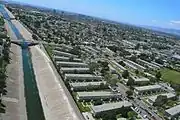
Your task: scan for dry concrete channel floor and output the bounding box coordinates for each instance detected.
[0,4,83,120]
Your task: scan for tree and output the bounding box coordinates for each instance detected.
[126,90,133,97]
[127,77,134,86]
[127,111,137,120]
[69,56,74,62]
[155,71,162,80]
[122,70,129,79]
[89,62,99,73]
[135,69,139,75]
[118,61,126,67]
[100,83,107,89]
[94,99,103,105]
[154,95,168,106]
[166,100,176,107]
[70,46,81,56]
[135,43,140,50]
[150,77,156,83]
[32,34,38,40]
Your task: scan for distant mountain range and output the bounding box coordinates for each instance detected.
[142,26,180,36]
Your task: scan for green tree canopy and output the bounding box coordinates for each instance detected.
[122,70,129,79]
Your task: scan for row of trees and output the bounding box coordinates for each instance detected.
[0,17,11,113]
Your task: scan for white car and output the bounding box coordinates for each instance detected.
[143,115,147,118]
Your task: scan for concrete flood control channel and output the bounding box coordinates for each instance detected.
[0,5,45,120]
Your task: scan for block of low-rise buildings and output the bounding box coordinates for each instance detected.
[65,74,102,81]
[61,67,90,74]
[147,93,176,105]
[57,61,88,68]
[134,84,162,95]
[125,59,146,71]
[124,61,137,70]
[86,46,99,54]
[102,47,115,56]
[54,56,82,62]
[111,60,127,72]
[69,81,107,91]
[151,61,164,67]
[91,101,132,116]
[137,59,160,70]
[165,104,180,120]
[125,76,150,85]
[144,72,156,79]
[108,64,117,74]
[53,50,77,57]
[76,91,121,101]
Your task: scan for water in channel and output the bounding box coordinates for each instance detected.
[0,5,45,120]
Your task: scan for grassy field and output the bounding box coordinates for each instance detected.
[160,68,180,84]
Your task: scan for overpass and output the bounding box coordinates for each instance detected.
[11,40,39,49]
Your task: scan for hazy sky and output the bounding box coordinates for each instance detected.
[13,0,180,29]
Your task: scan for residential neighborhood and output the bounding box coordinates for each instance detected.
[0,1,180,120]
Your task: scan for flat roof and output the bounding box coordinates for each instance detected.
[124,61,137,70]
[77,91,121,97]
[147,93,176,102]
[54,56,82,61]
[61,67,89,71]
[126,59,146,70]
[134,85,162,92]
[111,60,127,71]
[53,50,77,57]
[137,59,160,69]
[144,72,155,78]
[57,61,87,66]
[165,104,180,116]
[70,81,106,87]
[65,74,102,80]
[132,77,150,82]
[91,101,132,113]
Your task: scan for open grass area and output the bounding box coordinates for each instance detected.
[160,68,180,84]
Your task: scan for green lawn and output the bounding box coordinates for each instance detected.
[160,68,180,84]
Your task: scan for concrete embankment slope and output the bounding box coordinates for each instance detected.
[31,46,79,120]
[1,20,27,120]
[3,6,15,19]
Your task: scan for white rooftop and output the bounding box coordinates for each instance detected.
[124,61,137,70]
[165,104,180,116]
[54,56,82,61]
[61,67,89,71]
[77,91,121,97]
[147,93,176,102]
[134,85,162,91]
[126,59,146,70]
[57,61,88,66]
[91,101,132,113]
[53,50,77,57]
[111,60,127,71]
[132,76,150,82]
[70,81,106,87]
[65,74,102,80]
[137,59,160,69]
